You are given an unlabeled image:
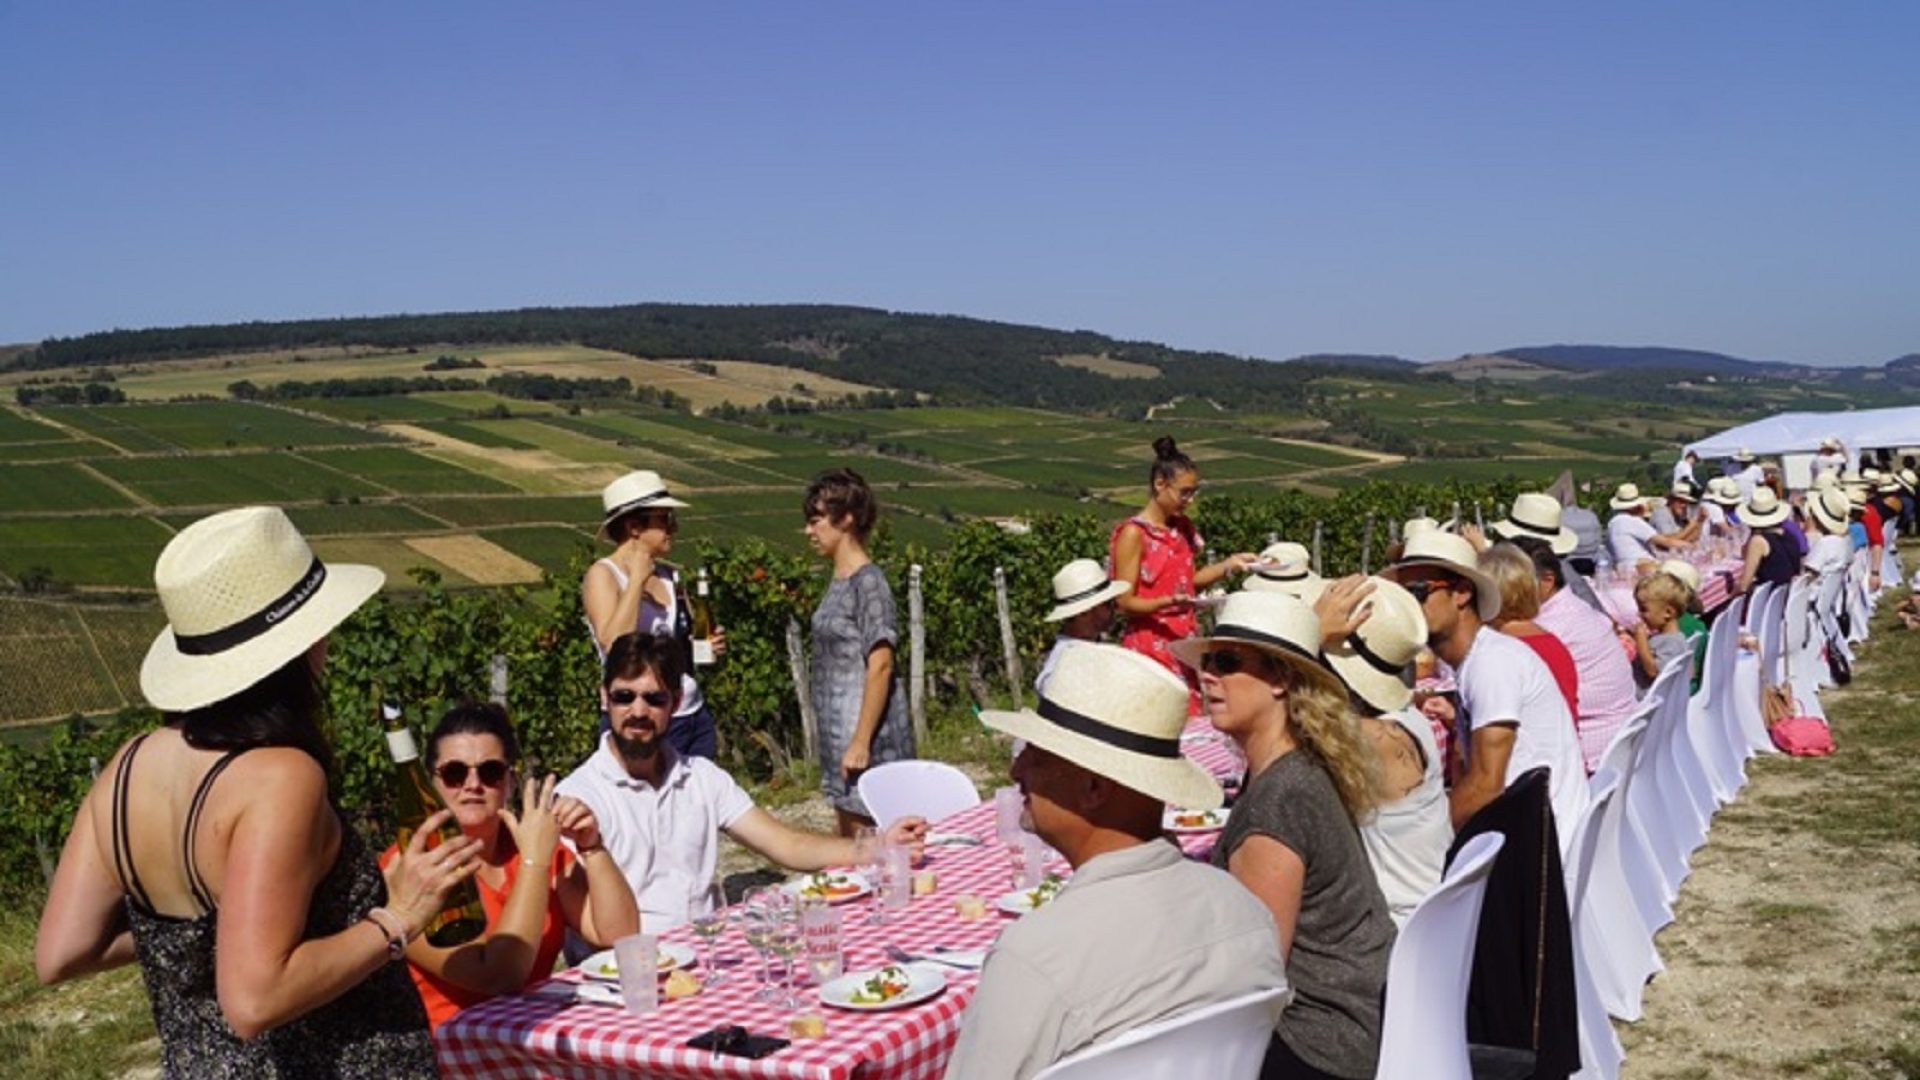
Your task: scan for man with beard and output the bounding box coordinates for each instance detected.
[558,632,926,930]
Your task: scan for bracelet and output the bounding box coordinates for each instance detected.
[576,842,606,858]
[521,857,547,873]
[364,907,408,961]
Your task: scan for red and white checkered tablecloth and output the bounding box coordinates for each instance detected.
[1597,558,1742,628]
[436,734,1244,1080]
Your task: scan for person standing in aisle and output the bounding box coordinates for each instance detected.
[802,468,917,835]
[582,469,726,759]
[1109,435,1257,709]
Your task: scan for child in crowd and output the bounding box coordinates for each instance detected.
[1657,559,1710,692]
[1632,571,1695,692]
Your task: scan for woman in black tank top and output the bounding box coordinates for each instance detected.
[35,507,485,1078]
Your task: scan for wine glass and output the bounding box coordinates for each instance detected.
[689,898,729,987]
[768,906,806,1009]
[739,887,782,1004]
[852,826,887,926]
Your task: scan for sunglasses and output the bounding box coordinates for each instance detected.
[1402,577,1458,603]
[1199,649,1266,676]
[609,687,674,708]
[435,759,510,788]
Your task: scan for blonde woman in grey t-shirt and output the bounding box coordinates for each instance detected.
[1172,592,1394,1080]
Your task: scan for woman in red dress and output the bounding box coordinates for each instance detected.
[1109,436,1257,709]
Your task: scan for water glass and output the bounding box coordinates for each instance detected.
[612,933,658,1015]
[797,896,843,984]
[1009,832,1047,890]
[769,913,806,1009]
[882,844,912,911]
[740,887,783,1004]
[993,786,1024,846]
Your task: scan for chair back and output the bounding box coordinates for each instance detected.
[1035,987,1290,1080]
[1375,832,1506,1080]
[856,760,982,827]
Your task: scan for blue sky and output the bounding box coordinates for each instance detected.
[2,1,1915,364]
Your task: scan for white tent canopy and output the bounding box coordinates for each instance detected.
[1683,406,1920,462]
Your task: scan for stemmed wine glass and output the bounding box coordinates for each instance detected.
[688,881,730,987]
[739,886,783,1004]
[767,902,807,1009]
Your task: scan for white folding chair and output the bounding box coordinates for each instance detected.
[1882,520,1902,590]
[1374,832,1506,1080]
[1782,577,1827,722]
[1621,657,1699,928]
[1035,987,1290,1080]
[1813,565,1852,685]
[1566,769,1628,1079]
[1580,706,1664,1020]
[1846,548,1872,644]
[1744,583,1790,756]
[855,760,982,827]
[1687,600,1749,806]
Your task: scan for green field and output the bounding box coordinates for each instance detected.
[411,495,599,529]
[39,402,393,452]
[479,525,597,571]
[285,502,447,534]
[0,409,66,443]
[0,600,125,720]
[90,453,385,507]
[415,419,543,449]
[300,448,517,494]
[0,441,103,463]
[0,517,174,589]
[291,396,467,423]
[0,463,137,513]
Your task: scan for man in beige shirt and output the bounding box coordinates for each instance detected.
[945,645,1288,1080]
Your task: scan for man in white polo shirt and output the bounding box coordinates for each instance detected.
[559,633,926,931]
[1605,483,1696,568]
[1386,532,1588,852]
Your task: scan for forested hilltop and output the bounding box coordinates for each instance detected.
[7,303,1429,415]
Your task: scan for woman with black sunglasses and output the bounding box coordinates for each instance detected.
[379,702,639,1030]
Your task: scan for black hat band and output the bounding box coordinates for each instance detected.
[1036,695,1181,759]
[1054,579,1117,606]
[174,558,328,658]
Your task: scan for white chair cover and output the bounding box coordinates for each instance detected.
[855,760,983,828]
[1580,704,1664,1020]
[1035,987,1290,1080]
[1565,768,1627,1079]
[1620,657,1699,933]
[1374,833,1506,1080]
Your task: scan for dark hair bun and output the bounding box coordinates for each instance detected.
[1152,435,1180,460]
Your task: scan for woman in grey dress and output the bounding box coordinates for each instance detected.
[802,468,916,835]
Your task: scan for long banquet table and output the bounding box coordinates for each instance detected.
[1595,557,1743,629]
[437,722,1242,1080]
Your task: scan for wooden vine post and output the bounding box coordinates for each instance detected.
[908,563,927,746]
[786,617,818,761]
[993,567,1024,709]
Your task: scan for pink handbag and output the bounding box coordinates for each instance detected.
[1769,715,1836,757]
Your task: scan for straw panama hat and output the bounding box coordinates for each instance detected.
[1385,530,1503,622]
[1705,477,1743,507]
[1743,488,1790,528]
[1901,468,1919,494]
[1402,516,1442,540]
[1666,482,1699,504]
[1656,559,1701,592]
[979,644,1221,810]
[1845,484,1869,508]
[1811,471,1839,492]
[1809,488,1851,533]
[140,507,384,713]
[1241,541,1325,602]
[1491,492,1578,556]
[1044,558,1130,622]
[1820,436,1843,451]
[1609,482,1651,512]
[1732,447,1757,464]
[1168,591,1345,697]
[598,470,689,539]
[1322,577,1426,714]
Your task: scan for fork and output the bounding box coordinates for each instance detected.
[883,944,974,970]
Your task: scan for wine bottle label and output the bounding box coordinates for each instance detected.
[692,639,716,666]
[386,729,420,763]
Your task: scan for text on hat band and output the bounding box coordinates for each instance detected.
[173,558,328,657]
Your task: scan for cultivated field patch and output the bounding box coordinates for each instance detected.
[0,599,122,721]
[306,537,475,588]
[90,453,384,507]
[403,535,544,585]
[0,463,138,513]
[0,517,173,590]
[1049,353,1161,379]
[37,401,391,452]
[301,447,517,495]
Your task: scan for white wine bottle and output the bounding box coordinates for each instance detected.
[690,567,716,666]
[383,701,487,947]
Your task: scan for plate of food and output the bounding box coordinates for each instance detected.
[996,873,1068,916]
[1163,807,1227,834]
[781,869,873,904]
[818,964,946,1011]
[579,941,697,982]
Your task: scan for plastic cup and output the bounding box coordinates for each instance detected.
[883,844,912,910]
[993,786,1023,845]
[798,897,843,985]
[613,933,658,1015]
[1019,833,1048,889]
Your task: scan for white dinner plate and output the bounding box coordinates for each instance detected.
[578,941,696,982]
[818,965,947,1011]
[780,869,873,904]
[995,877,1068,916]
[1163,807,1227,834]
[926,831,982,847]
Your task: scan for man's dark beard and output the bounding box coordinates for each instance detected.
[611,724,663,762]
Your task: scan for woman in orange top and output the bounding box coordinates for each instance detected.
[1110,436,1257,707]
[381,702,639,1029]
